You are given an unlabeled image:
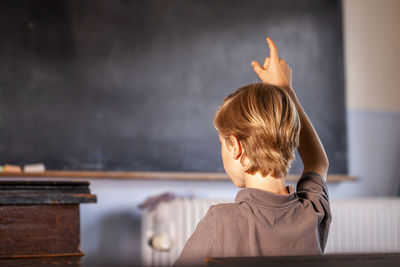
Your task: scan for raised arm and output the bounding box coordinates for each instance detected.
[251,37,329,179]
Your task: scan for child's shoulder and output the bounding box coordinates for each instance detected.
[210,202,238,210]
[203,202,243,221]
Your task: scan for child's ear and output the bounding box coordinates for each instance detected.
[229,135,243,160]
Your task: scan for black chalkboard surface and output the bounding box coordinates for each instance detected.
[0,0,347,173]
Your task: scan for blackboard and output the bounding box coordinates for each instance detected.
[0,0,347,173]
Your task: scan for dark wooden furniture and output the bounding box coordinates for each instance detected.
[0,180,96,266]
[206,253,400,267]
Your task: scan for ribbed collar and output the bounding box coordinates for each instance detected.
[235,186,297,208]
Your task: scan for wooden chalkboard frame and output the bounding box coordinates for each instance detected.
[0,171,356,183]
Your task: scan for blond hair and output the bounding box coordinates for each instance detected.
[213,83,300,177]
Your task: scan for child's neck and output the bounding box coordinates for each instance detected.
[243,172,289,195]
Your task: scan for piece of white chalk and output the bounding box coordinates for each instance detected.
[23,163,46,173]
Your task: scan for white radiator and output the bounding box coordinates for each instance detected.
[325,198,400,253]
[141,197,400,266]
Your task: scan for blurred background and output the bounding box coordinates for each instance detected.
[81,0,400,264]
[0,0,399,266]
[81,0,400,265]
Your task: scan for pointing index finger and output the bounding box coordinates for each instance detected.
[266,37,279,60]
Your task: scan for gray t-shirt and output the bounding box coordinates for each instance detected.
[174,172,331,266]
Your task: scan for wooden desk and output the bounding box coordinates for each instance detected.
[206,253,400,267]
[0,180,96,266]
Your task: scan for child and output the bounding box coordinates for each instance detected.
[174,37,331,266]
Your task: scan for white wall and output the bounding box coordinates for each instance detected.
[343,0,400,112]
[328,0,400,198]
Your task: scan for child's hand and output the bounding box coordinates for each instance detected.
[251,37,292,88]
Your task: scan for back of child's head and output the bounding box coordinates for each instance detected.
[214,83,300,177]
